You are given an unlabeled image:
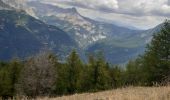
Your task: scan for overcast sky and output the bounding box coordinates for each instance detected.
[31,0,170,29]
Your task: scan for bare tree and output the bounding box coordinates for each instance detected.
[16,52,57,97]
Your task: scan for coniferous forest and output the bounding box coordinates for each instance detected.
[0,20,170,99]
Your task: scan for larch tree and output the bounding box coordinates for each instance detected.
[17,52,57,97]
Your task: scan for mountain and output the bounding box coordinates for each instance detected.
[95,17,141,30]
[0,10,77,60]
[28,1,146,48]
[27,1,151,64]
[2,0,26,9]
[1,0,37,18]
[0,1,163,64]
[0,0,14,10]
[27,1,108,48]
[86,22,163,64]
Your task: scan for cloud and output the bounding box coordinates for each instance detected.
[168,0,170,5]
[30,0,170,29]
[62,0,119,11]
[78,7,166,29]
[117,0,170,17]
[53,0,170,17]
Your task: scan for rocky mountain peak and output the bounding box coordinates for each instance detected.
[70,7,78,14]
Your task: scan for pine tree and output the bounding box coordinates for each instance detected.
[144,20,170,85]
[66,50,83,94]
[0,60,22,98]
[54,63,68,95]
[109,66,123,88]
[8,59,23,96]
[86,53,111,91]
[80,55,95,92]
[0,63,12,97]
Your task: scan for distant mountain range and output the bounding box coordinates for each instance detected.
[0,0,163,64]
[28,1,149,48]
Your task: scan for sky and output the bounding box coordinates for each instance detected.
[30,0,170,29]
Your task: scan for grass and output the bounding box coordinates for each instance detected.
[37,86,170,100]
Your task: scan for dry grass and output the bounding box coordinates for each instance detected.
[38,86,170,100]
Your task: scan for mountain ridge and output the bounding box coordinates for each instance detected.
[0,0,14,10]
[0,10,77,61]
[0,0,165,64]
[28,1,146,49]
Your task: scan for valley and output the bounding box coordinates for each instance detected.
[0,0,169,99]
[0,0,164,64]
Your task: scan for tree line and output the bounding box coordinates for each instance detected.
[0,20,170,98]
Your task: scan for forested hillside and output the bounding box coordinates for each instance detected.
[0,20,169,99]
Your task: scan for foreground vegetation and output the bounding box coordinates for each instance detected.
[39,86,170,100]
[0,21,170,99]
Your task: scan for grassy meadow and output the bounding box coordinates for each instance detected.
[37,86,170,100]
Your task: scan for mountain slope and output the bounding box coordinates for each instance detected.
[0,0,14,10]
[28,1,108,48]
[0,10,77,60]
[28,1,145,48]
[0,1,162,64]
[2,0,26,9]
[27,1,151,64]
[86,23,163,64]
